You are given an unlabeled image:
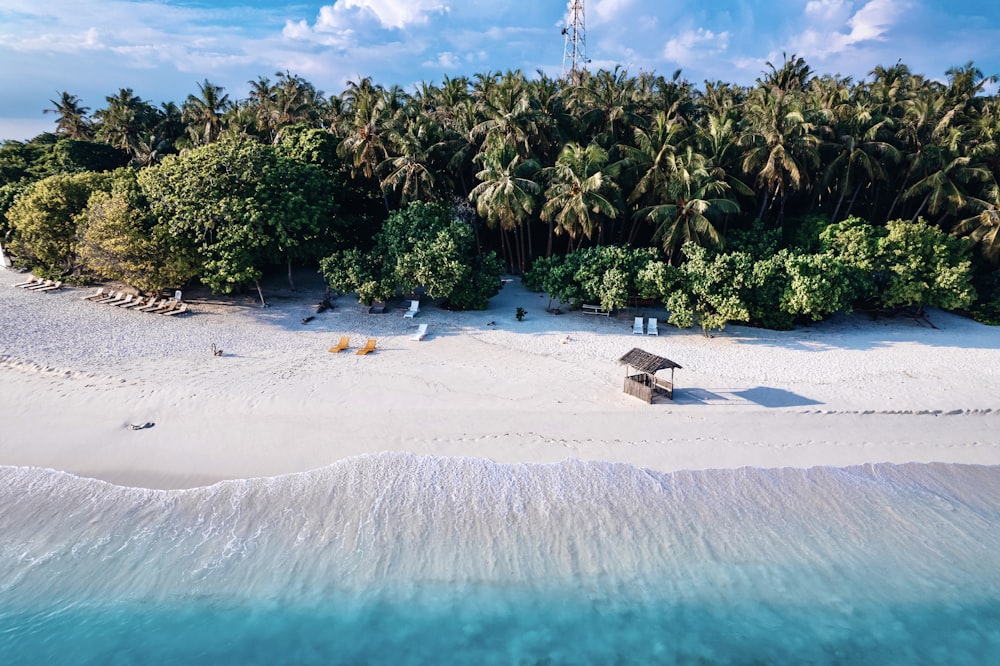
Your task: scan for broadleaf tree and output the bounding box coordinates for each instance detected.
[138,138,334,303]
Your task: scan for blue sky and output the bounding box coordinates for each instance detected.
[2,0,999,141]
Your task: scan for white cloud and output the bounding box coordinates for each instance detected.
[663,28,730,67]
[299,0,449,34]
[423,51,461,69]
[591,0,636,26]
[791,0,908,59]
[805,0,852,24]
[846,0,902,43]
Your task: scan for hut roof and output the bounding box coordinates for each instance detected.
[618,348,682,373]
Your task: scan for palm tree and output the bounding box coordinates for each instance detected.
[337,78,395,209]
[620,111,685,243]
[94,88,157,162]
[220,102,265,142]
[761,53,814,92]
[904,152,991,224]
[182,79,230,146]
[570,66,643,150]
[431,75,472,123]
[379,115,448,206]
[691,108,753,207]
[267,71,323,141]
[528,71,572,165]
[944,61,997,111]
[473,70,545,159]
[821,100,900,221]
[868,62,914,117]
[541,142,620,249]
[884,84,962,222]
[246,75,274,136]
[45,92,92,139]
[441,98,482,197]
[635,69,696,124]
[954,193,1000,265]
[469,137,541,269]
[635,146,739,263]
[740,85,821,225]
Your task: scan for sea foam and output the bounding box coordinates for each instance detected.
[1,454,998,664]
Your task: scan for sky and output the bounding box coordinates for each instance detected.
[2,0,999,141]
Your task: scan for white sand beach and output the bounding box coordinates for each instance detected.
[2,267,999,489]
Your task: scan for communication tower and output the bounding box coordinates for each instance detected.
[561,1,588,83]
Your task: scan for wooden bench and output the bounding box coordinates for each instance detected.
[581,303,611,316]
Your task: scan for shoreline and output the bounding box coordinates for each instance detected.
[3,267,999,489]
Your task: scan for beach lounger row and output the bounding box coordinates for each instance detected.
[12,277,63,293]
[81,288,189,316]
[632,316,658,336]
[328,337,378,355]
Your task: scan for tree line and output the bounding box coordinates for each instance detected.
[1,56,998,323]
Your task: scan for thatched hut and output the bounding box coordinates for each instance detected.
[618,348,682,403]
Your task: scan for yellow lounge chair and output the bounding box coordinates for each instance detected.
[328,336,350,353]
[356,338,377,355]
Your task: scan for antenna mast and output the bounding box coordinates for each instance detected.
[561,0,587,83]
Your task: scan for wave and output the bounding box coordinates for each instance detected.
[1,455,999,663]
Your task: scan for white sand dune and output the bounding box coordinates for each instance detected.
[2,267,998,488]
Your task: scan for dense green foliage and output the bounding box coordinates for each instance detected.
[523,245,664,312]
[525,218,974,332]
[77,169,196,291]
[1,57,997,323]
[138,139,334,296]
[822,217,975,312]
[6,171,112,273]
[320,201,503,309]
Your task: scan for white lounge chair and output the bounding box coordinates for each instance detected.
[154,300,181,315]
[12,276,40,288]
[410,323,428,341]
[122,295,156,310]
[136,298,167,312]
[161,302,189,316]
[104,292,131,306]
[34,280,63,293]
[647,318,658,336]
[82,287,109,301]
[632,316,644,335]
[111,294,135,307]
[403,299,420,318]
[24,279,55,291]
[93,290,123,304]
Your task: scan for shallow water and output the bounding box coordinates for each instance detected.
[1,455,998,664]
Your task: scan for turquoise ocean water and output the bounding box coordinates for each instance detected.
[1,454,999,664]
